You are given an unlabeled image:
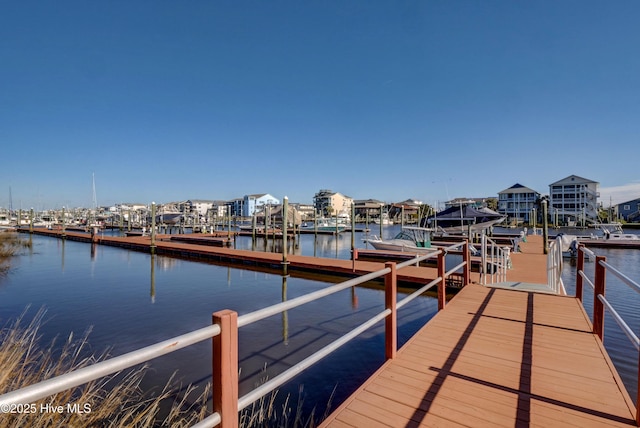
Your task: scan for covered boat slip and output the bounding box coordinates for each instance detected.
[320,284,636,427]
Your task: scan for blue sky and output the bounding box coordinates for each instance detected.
[1,1,639,210]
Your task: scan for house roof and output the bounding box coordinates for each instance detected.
[617,198,640,207]
[498,183,539,194]
[549,175,599,186]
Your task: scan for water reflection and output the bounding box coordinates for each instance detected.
[150,253,156,303]
[282,275,288,345]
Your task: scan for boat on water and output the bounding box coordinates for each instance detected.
[373,212,394,225]
[420,205,506,235]
[301,217,347,233]
[155,204,182,225]
[365,226,438,253]
[594,222,640,240]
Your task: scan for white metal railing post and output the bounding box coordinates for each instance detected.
[481,234,487,285]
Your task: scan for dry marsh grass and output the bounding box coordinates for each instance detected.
[0,232,32,275]
[0,309,333,427]
[0,308,209,427]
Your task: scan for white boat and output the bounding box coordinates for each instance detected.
[595,223,640,240]
[301,217,347,233]
[421,205,506,235]
[155,204,182,225]
[365,227,438,253]
[373,212,393,225]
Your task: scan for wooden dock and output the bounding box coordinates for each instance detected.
[17,228,638,426]
[320,235,638,427]
[18,228,464,286]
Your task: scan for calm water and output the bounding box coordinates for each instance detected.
[1,225,638,422]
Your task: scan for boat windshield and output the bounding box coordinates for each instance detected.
[394,228,432,248]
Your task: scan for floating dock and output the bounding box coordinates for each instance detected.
[17,228,465,286]
[320,235,638,427]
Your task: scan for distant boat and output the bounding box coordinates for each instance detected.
[365,227,437,254]
[421,205,505,234]
[373,212,394,225]
[594,223,640,241]
[155,204,182,225]
[301,217,347,233]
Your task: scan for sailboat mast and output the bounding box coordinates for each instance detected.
[92,173,98,210]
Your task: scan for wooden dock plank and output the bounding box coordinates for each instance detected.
[320,284,637,427]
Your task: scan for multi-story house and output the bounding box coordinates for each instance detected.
[185,200,215,217]
[617,198,640,222]
[549,175,599,226]
[313,189,353,217]
[497,184,541,223]
[242,194,280,217]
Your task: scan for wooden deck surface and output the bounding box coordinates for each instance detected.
[321,235,637,427]
[320,284,636,427]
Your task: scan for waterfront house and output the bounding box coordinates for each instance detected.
[549,175,599,226]
[388,199,423,222]
[242,194,280,217]
[185,200,215,217]
[617,197,640,222]
[498,184,541,224]
[313,189,353,217]
[354,199,385,220]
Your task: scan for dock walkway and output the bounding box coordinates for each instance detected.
[321,235,637,427]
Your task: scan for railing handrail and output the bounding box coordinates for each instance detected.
[547,237,566,295]
[0,244,470,428]
[576,244,640,425]
[480,234,509,285]
[0,324,222,406]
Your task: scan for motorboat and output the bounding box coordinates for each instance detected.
[595,223,640,240]
[365,227,438,253]
[155,204,182,225]
[373,212,394,225]
[301,217,347,233]
[420,205,506,235]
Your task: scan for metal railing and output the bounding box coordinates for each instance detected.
[0,242,470,428]
[575,244,640,426]
[480,234,509,284]
[547,236,566,295]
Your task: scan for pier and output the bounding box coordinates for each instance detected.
[320,235,638,427]
[7,228,639,427]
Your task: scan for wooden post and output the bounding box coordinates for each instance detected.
[282,197,288,276]
[29,208,34,233]
[212,310,239,428]
[61,206,66,238]
[384,262,397,360]
[150,202,156,252]
[351,203,355,271]
[379,205,383,237]
[542,199,549,255]
[438,249,446,311]
[462,239,470,286]
[576,244,585,302]
[593,255,606,340]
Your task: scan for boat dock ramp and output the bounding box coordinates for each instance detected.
[9,228,639,427]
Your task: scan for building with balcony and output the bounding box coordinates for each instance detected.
[242,194,280,217]
[497,184,541,223]
[549,175,599,226]
[313,189,353,217]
